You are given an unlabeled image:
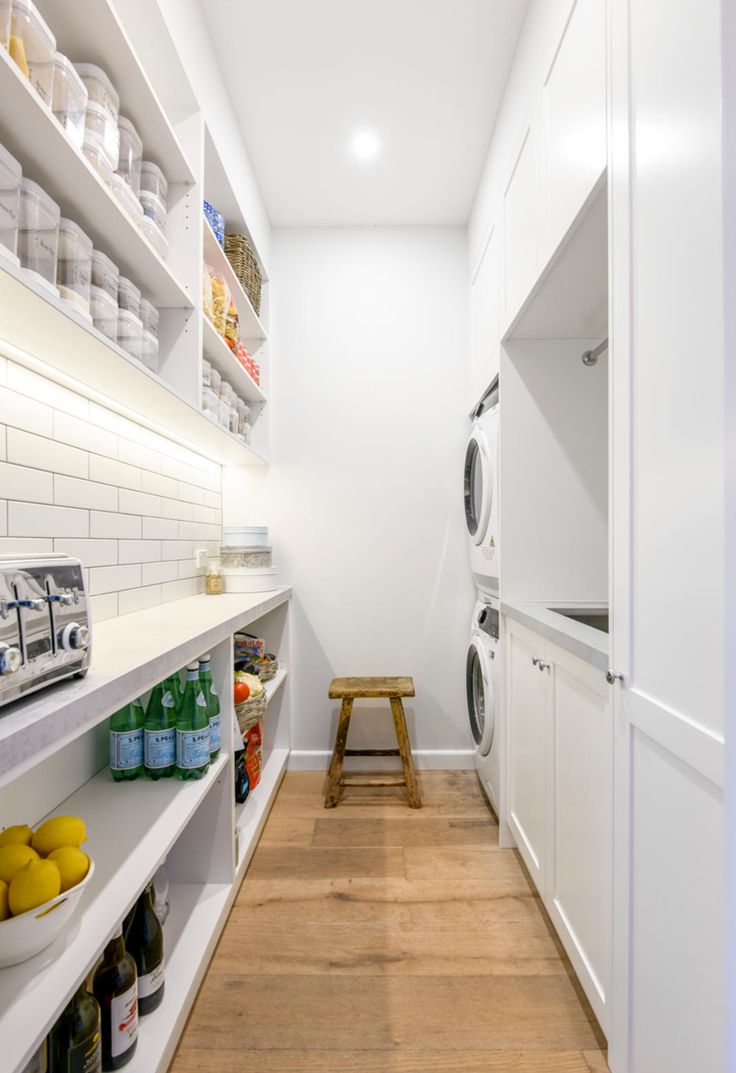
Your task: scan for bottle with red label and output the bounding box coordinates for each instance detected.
[124,883,165,1015]
[92,926,138,1070]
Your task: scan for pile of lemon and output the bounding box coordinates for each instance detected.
[0,817,89,920]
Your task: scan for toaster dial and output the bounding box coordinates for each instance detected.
[61,622,90,652]
[0,643,22,676]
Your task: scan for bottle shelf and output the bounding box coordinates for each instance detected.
[235,748,290,882]
[202,316,267,406]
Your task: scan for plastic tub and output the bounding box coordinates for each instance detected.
[116,116,143,197]
[141,214,168,260]
[18,178,59,287]
[118,275,141,317]
[202,386,219,420]
[202,358,212,388]
[0,0,10,47]
[140,160,167,204]
[82,100,119,178]
[0,858,95,968]
[139,298,159,335]
[109,172,144,224]
[74,62,119,118]
[90,284,117,340]
[51,53,88,151]
[209,365,221,394]
[0,142,22,264]
[139,189,166,231]
[56,217,92,313]
[217,395,230,427]
[91,248,118,299]
[10,0,55,96]
[224,526,269,547]
[117,308,143,360]
[141,328,159,373]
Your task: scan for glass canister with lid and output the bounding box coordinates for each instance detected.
[18,178,60,290]
[0,142,22,264]
[56,217,92,315]
[51,53,88,151]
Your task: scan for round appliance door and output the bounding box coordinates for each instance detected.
[465,636,496,756]
[464,429,493,546]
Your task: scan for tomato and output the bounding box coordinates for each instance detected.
[234,681,250,703]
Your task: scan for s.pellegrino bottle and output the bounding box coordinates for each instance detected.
[92,926,138,1071]
[124,883,165,1015]
[143,679,177,780]
[199,654,221,761]
[176,663,210,780]
[49,983,101,1073]
[109,700,144,782]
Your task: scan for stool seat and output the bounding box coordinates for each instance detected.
[329,676,415,699]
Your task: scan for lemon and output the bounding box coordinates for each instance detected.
[9,859,61,916]
[47,846,89,893]
[0,824,32,848]
[32,816,87,857]
[0,843,39,884]
[0,880,8,921]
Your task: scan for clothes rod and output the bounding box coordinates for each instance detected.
[582,338,609,366]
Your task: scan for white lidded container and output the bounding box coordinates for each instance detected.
[18,178,59,289]
[90,283,117,341]
[116,116,143,197]
[0,142,22,265]
[222,565,280,594]
[109,171,144,224]
[0,0,10,47]
[140,160,168,203]
[11,0,55,103]
[117,308,143,360]
[224,526,269,547]
[141,328,159,373]
[202,385,219,420]
[139,297,159,335]
[118,275,141,317]
[56,217,92,315]
[140,189,166,231]
[141,214,168,260]
[91,248,119,299]
[74,62,119,117]
[51,53,88,151]
[81,100,119,181]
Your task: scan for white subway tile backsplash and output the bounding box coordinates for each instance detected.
[0,386,53,437]
[0,536,52,554]
[8,429,88,478]
[118,540,162,565]
[8,364,89,419]
[191,505,217,524]
[141,471,179,498]
[0,462,54,503]
[90,593,119,622]
[160,456,195,484]
[161,577,202,602]
[0,426,5,461]
[118,585,162,616]
[90,456,142,491]
[177,481,206,506]
[90,511,142,539]
[54,411,117,457]
[0,501,6,536]
[118,438,161,473]
[142,560,178,586]
[141,516,178,540]
[54,538,118,567]
[203,491,221,509]
[177,521,211,541]
[160,498,193,522]
[177,559,204,580]
[119,489,161,517]
[9,502,88,537]
[89,564,141,595]
[55,475,117,511]
[161,540,193,561]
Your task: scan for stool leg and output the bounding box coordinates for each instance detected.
[324,698,353,808]
[389,697,422,808]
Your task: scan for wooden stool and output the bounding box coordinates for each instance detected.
[324,676,422,809]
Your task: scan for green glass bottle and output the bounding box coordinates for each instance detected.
[109,699,144,782]
[175,663,210,780]
[198,654,221,762]
[49,982,101,1073]
[143,679,177,780]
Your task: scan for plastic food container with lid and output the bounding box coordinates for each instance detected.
[141,328,159,373]
[90,284,117,341]
[109,172,144,224]
[218,395,230,428]
[209,365,221,395]
[56,218,92,315]
[202,386,220,421]
[117,308,143,361]
[74,63,119,118]
[116,116,143,197]
[51,53,88,151]
[139,189,166,232]
[91,248,119,299]
[118,276,141,317]
[0,0,11,47]
[18,178,60,290]
[10,0,55,95]
[202,358,212,388]
[140,161,168,204]
[141,214,168,261]
[0,142,22,265]
[139,298,159,335]
[82,100,119,180]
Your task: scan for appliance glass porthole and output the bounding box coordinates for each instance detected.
[466,645,485,746]
[464,439,482,536]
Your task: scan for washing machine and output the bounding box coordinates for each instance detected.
[464,381,499,596]
[466,595,500,813]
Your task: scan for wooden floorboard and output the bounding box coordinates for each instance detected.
[170,770,610,1072]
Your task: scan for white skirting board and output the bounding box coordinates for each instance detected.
[288,749,475,771]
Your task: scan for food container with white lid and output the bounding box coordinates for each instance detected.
[224,526,269,547]
[18,178,59,289]
[139,298,159,335]
[0,142,22,264]
[141,328,159,373]
[82,100,119,178]
[202,386,219,420]
[10,0,55,98]
[0,0,11,47]
[116,116,143,197]
[141,214,168,260]
[140,160,168,204]
[74,62,119,118]
[202,358,212,388]
[218,395,230,428]
[56,217,92,315]
[118,275,141,317]
[209,365,221,394]
[117,308,143,361]
[242,421,252,443]
[91,248,119,299]
[90,284,117,340]
[109,172,144,224]
[51,53,88,151]
[139,189,166,232]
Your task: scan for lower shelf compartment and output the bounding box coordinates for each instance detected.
[236,748,289,881]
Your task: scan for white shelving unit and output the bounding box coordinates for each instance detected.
[203,218,267,343]
[236,748,289,882]
[202,316,267,406]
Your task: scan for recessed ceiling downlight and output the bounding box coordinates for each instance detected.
[351,131,380,160]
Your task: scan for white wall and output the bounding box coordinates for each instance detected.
[224,227,474,765]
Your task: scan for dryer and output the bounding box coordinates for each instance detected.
[466,595,500,813]
[464,382,499,596]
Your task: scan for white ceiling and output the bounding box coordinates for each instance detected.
[200,0,528,226]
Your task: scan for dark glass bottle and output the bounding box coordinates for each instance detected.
[49,983,101,1073]
[124,883,165,1015]
[92,927,138,1070]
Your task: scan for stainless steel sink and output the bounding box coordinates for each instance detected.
[547,607,609,634]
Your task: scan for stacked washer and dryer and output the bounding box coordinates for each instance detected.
[463,381,501,815]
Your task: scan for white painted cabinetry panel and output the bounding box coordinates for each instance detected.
[468,217,502,402]
[503,116,543,326]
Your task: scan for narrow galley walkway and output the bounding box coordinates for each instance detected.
[171,772,609,1073]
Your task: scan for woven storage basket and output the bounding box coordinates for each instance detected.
[224,233,263,315]
[236,691,267,735]
[258,658,278,682]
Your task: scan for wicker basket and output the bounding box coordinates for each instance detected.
[224,233,262,315]
[258,658,278,682]
[235,691,266,735]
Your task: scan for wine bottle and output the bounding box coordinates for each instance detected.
[49,983,101,1073]
[21,1039,48,1073]
[176,663,210,780]
[92,927,138,1070]
[151,861,170,925]
[198,654,221,761]
[109,700,144,782]
[125,883,165,1015]
[144,679,177,780]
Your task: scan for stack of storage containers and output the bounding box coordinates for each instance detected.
[140,161,168,258]
[201,360,253,443]
[56,217,92,317]
[76,63,120,185]
[9,0,55,101]
[18,177,59,295]
[0,143,22,266]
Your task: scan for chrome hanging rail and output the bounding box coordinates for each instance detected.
[582,338,609,366]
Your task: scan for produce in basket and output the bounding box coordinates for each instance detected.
[235,670,263,698]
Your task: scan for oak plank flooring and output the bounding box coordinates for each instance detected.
[171,771,609,1073]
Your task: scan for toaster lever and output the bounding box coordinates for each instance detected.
[0,596,46,616]
[46,593,74,606]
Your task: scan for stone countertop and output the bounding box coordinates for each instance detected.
[501,600,609,671]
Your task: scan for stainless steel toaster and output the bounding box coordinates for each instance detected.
[0,554,91,707]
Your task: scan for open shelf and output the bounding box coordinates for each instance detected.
[203,218,267,343]
[202,316,267,405]
[0,754,229,1073]
[0,50,190,308]
[263,667,288,705]
[235,748,290,881]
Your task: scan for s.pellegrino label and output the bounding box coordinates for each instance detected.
[209,714,221,754]
[177,725,210,769]
[110,730,143,771]
[144,727,176,770]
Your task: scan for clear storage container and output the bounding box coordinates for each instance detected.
[141,328,159,373]
[10,0,55,98]
[0,0,11,47]
[139,189,166,232]
[109,172,144,224]
[89,284,117,340]
[116,116,142,197]
[139,298,159,335]
[202,386,219,421]
[140,161,167,204]
[117,308,143,361]
[209,365,221,394]
[51,53,88,151]
[141,214,168,260]
[74,62,119,118]
[202,358,212,388]
[0,142,22,264]
[56,218,92,314]
[118,276,141,317]
[82,100,119,181]
[18,178,59,288]
[91,248,118,299]
[218,395,230,428]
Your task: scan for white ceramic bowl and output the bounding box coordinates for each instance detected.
[0,857,95,967]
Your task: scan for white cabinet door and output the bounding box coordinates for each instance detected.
[543,0,606,258]
[548,643,611,1034]
[469,216,501,396]
[503,113,543,327]
[505,619,549,893]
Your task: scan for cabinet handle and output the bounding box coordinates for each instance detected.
[537,661,550,672]
[606,669,624,685]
